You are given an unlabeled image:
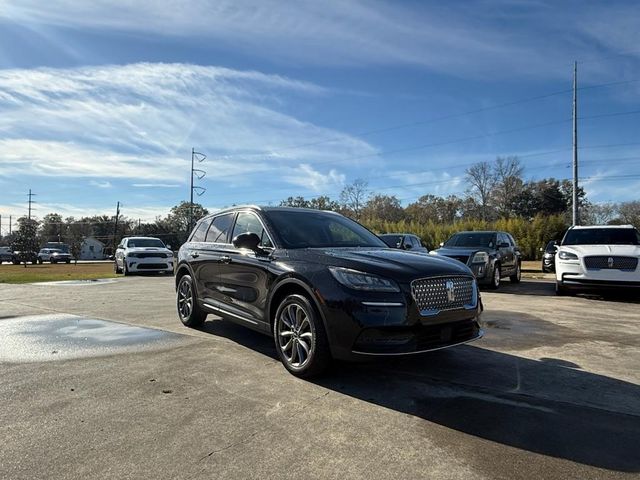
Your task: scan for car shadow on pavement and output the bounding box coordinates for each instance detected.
[197,317,640,472]
[315,345,640,473]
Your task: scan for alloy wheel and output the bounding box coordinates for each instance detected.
[277,303,314,369]
[177,279,193,320]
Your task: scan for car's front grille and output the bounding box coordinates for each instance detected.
[410,276,476,315]
[584,256,638,270]
[137,263,168,269]
[136,253,167,258]
[446,255,470,265]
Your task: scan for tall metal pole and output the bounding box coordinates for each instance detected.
[189,147,195,233]
[113,201,120,252]
[9,215,12,235]
[28,189,35,221]
[572,61,579,226]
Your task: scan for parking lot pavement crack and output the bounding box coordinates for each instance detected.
[195,390,331,467]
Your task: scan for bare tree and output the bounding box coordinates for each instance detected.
[339,179,369,220]
[493,156,524,218]
[465,162,495,221]
[618,201,640,227]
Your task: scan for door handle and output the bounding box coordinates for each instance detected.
[218,256,232,264]
[190,252,200,258]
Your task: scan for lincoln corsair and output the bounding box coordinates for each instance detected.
[175,206,483,377]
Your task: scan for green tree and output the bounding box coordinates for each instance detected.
[361,195,404,222]
[13,217,39,267]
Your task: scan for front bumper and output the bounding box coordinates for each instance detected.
[126,257,174,273]
[556,260,640,289]
[316,277,482,361]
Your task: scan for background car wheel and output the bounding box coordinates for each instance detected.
[176,274,206,328]
[273,294,331,378]
[555,281,570,296]
[38,258,43,264]
[510,262,521,283]
[489,264,501,290]
[114,260,122,274]
[123,262,130,276]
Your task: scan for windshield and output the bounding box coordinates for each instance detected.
[379,235,403,248]
[444,232,496,248]
[562,228,640,246]
[265,210,387,249]
[128,239,165,248]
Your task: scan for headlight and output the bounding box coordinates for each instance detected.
[329,267,400,292]
[558,250,578,260]
[471,252,489,263]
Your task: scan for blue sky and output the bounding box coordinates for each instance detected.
[0,0,639,230]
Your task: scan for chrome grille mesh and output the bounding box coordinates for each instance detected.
[410,276,475,315]
[584,256,638,270]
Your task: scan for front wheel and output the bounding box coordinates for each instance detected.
[114,260,122,274]
[489,263,501,290]
[274,294,332,378]
[555,281,570,296]
[176,274,206,327]
[510,262,521,283]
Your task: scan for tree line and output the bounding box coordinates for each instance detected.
[2,156,638,262]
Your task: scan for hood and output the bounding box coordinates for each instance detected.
[290,247,472,281]
[128,246,170,252]
[432,246,492,257]
[560,245,640,256]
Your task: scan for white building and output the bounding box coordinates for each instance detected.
[80,237,105,260]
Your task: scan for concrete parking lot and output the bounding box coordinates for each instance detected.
[0,277,639,479]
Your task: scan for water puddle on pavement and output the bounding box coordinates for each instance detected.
[30,279,118,286]
[0,313,185,362]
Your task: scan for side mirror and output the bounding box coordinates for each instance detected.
[233,232,261,251]
[166,244,172,250]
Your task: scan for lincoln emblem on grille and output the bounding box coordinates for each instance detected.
[445,280,455,302]
[608,257,614,268]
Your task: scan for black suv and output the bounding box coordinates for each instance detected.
[430,231,521,289]
[379,233,429,253]
[175,206,482,377]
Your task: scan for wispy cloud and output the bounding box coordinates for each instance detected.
[89,180,112,188]
[132,183,181,188]
[2,1,638,77]
[0,63,376,184]
[281,164,346,193]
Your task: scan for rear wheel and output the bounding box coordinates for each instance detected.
[176,274,206,327]
[510,261,521,283]
[274,294,331,378]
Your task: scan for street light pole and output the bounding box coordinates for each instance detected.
[572,61,579,226]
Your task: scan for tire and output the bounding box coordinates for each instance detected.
[273,294,332,378]
[510,261,521,283]
[555,281,570,296]
[51,259,57,264]
[114,260,122,274]
[489,263,501,290]
[38,258,43,265]
[176,274,206,328]
[123,262,130,276]
[65,260,70,264]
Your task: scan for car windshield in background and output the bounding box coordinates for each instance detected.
[379,235,402,248]
[562,228,640,246]
[264,210,387,249]
[444,232,496,248]
[128,239,165,248]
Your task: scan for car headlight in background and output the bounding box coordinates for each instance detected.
[329,267,400,292]
[471,252,489,263]
[558,250,578,260]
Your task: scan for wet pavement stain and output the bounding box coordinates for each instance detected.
[0,313,186,363]
[30,279,119,286]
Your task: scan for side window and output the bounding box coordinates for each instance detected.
[411,236,422,248]
[190,219,212,243]
[205,213,234,243]
[231,212,273,248]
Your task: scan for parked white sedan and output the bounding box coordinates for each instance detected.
[555,225,640,295]
[114,237,174,275]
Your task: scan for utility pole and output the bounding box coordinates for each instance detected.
[9,215,12,235]
[28,189,36,221]
[189,148,207,233]
[113,201,120,252]
[572,61,579,226]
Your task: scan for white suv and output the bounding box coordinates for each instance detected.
[114,237,174,275]
[555,225,640,295]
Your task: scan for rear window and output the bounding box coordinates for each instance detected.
[562,228,640,246]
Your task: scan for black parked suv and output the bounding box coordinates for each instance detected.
[175,206,483,377]
[379,233,429,253]
[430,231,521,289]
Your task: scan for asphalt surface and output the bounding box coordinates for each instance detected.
[0,277,639,479]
